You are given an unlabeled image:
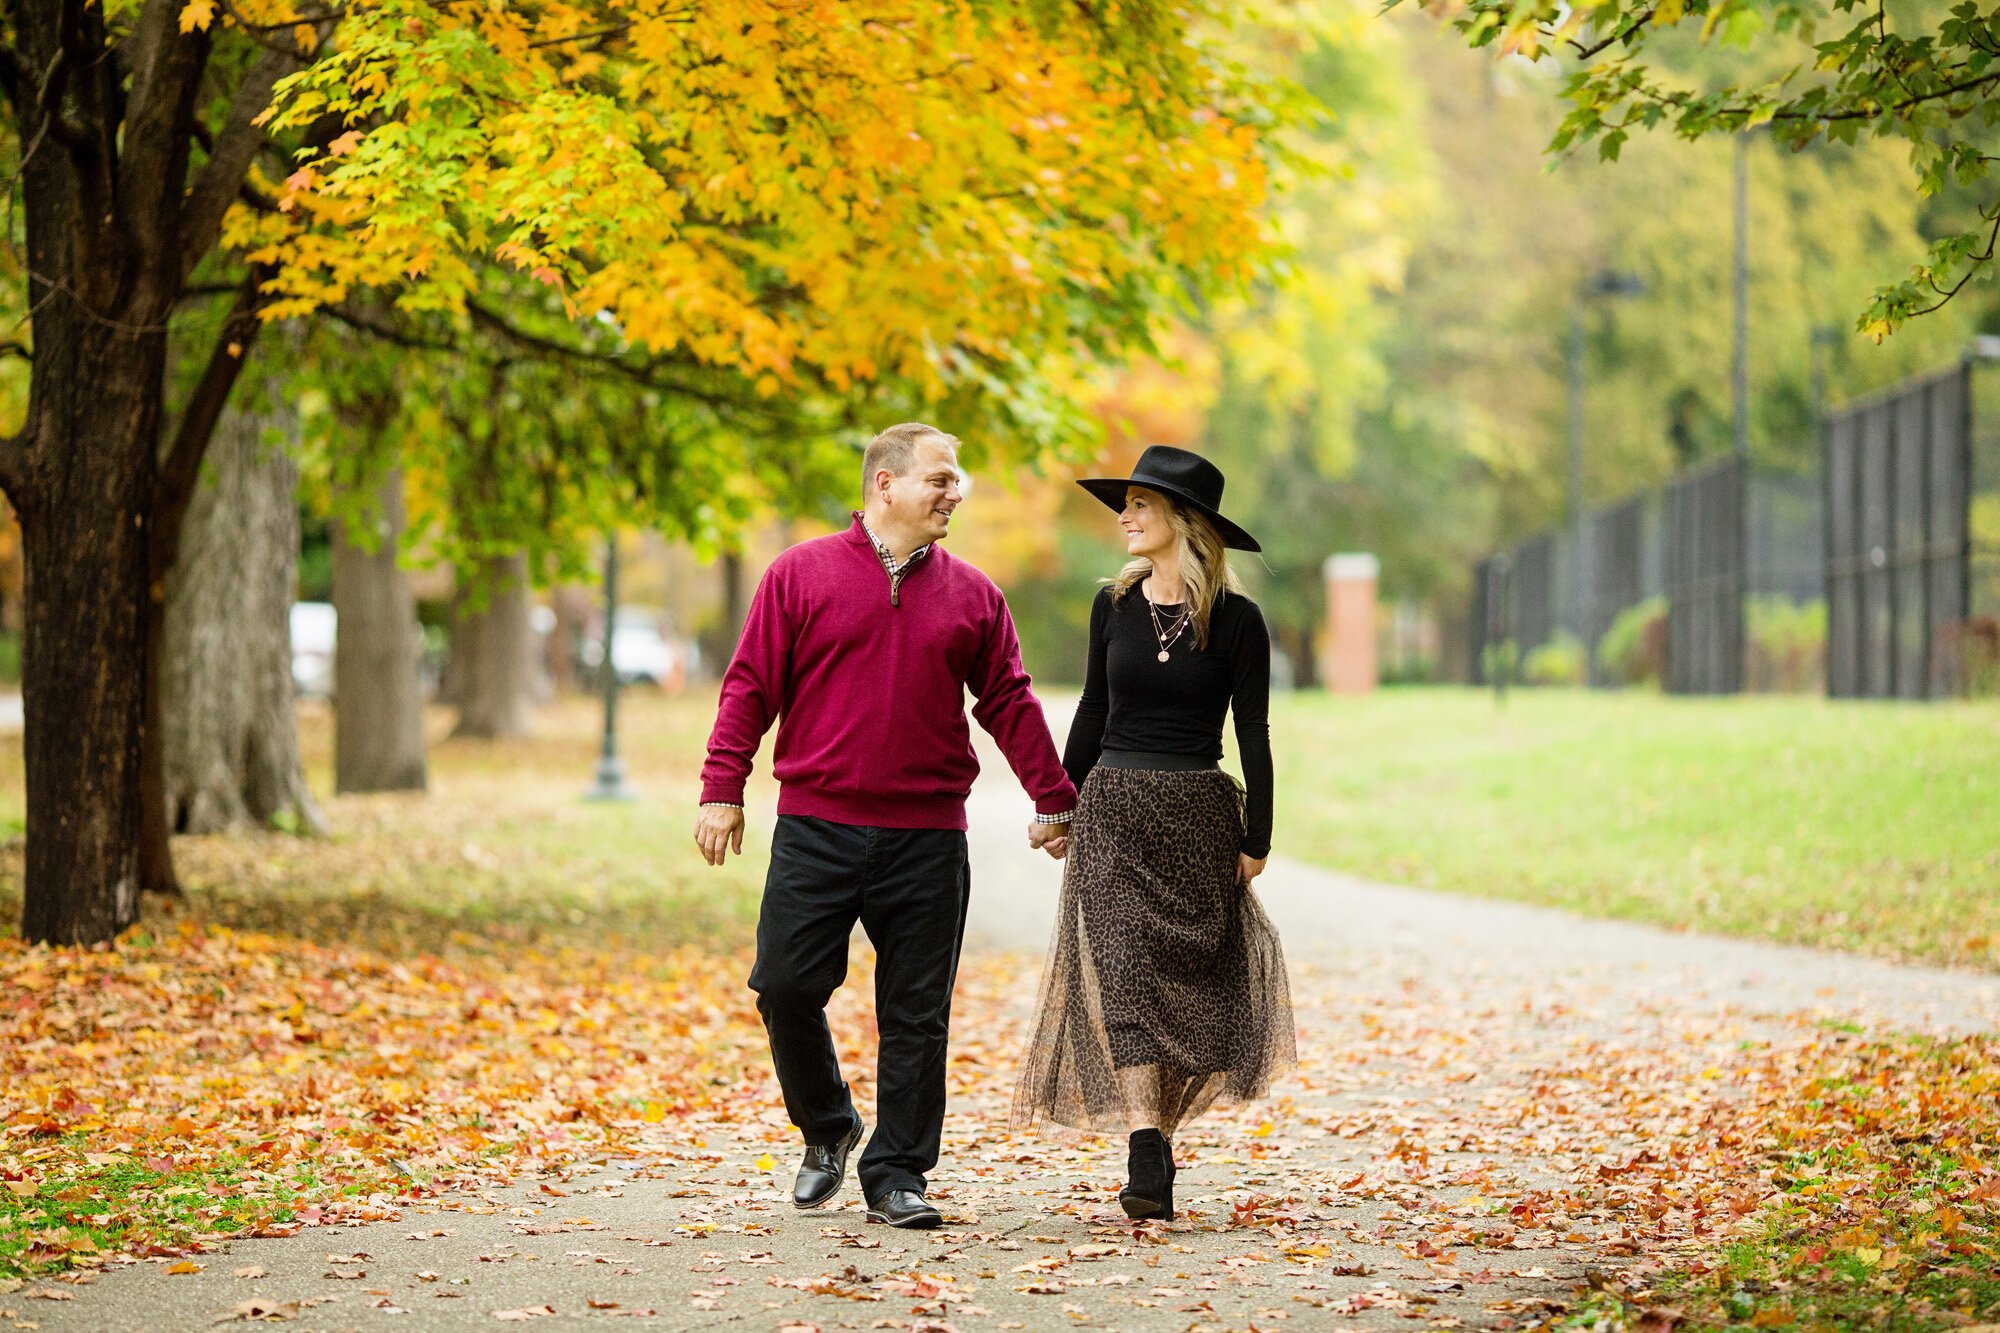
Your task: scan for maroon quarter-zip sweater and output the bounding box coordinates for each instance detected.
[699,515,1078,829]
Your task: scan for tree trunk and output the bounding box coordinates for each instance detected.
[138,593,178,896]
[721,551,747,662]
[15,342,158,944]
[332,468,429,793]
[157,395,324,836]
[548,583,592,695]
[6,0,301,942]
[1291,621,1320,690]
[448,552,536,740]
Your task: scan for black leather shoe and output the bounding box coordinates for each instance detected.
[864,1188,943,1229]
[792,1120,864,1209]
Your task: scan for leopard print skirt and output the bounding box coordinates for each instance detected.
[1011,764,1296,1135]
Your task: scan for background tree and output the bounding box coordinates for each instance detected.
[157,353,324,842]
[1427,0,2000,335]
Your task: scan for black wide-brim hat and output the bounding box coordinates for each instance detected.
[1077,444,1261,553]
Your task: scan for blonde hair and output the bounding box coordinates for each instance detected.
[862,422,960,496]
[1107,488,1241,648]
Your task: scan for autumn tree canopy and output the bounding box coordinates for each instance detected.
[242,0,1273,414]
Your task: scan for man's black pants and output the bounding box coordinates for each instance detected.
[748,814,971,1200]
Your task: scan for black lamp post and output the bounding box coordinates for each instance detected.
[1564,269,1647,649]
[586,532,635,802]
[1809,324,1841,430]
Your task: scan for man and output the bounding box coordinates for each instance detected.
[695,422,1075,1230]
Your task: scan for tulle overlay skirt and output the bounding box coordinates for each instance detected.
[1011,764,1296,1135]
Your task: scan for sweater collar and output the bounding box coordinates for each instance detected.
[847,512,936,564]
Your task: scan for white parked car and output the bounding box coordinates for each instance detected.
[582,609,685,690]
[289,601,337,698]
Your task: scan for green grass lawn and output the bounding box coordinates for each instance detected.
[1262,687,2000,971]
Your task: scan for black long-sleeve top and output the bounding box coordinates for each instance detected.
[1061,583,1274,858]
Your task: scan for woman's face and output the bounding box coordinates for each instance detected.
[1118,486,1175,561]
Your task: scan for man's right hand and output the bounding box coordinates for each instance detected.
[695,805,746,867]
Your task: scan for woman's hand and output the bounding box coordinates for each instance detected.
[1237,853,1267,886]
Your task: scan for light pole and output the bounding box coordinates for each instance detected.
[1809,325,1840,430]
[1733,131,1752,461]
[586,532,635,802]
[1487,551,1513,707]
[1565,269,1646,652]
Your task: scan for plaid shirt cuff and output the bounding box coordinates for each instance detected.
[1032,810,1074,825]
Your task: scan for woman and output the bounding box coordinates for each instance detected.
[1012,445,1295,1220]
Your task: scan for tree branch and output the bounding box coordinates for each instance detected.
[119,0,185,130]
[24,43,87,153]
[40,1,99,152]
[0,428,28,504]
[0,44,24,111]
[151,268,272,582]
[525,19,633,49]
[322,299,460,352]
[181,43,305,282]
[1608,62,2000,132]
[1908,209,2000,319]
[1566,6,1656,60]
[213,0,339,55]
[120,0,215,282]
[333,293,821,425]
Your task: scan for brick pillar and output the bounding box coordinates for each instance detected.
[1322,553,1379,695]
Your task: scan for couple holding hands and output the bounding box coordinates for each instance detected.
[693,422,1294,1229]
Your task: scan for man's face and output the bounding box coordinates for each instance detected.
[883,440,964,543]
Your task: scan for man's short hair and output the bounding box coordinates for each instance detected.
[863,423,960,495]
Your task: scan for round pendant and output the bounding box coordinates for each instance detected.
[1157,649,1171,663]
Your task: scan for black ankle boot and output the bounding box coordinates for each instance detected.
[1120,1128,1173,1220]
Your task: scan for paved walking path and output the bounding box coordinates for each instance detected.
[22,712,1999,1331]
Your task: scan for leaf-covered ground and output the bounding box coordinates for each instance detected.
[6,920,1996,1329]
[0,695,1994,1329]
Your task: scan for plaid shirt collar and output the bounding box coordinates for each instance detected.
[860,516,933,578]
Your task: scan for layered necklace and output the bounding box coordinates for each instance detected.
[1147,588,1192,663]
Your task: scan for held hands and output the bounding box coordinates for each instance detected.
[1028,821,1070,861]
[1237,853,1267,887]
[695,805,746,867]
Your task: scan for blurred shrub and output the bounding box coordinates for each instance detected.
[1380,655,1436,686]
[1480,640,1519,685]
[1595,597,1667,688]
[1523,631,1587,686]
[1951,616,2000,696]
[1746,596,1826,693]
